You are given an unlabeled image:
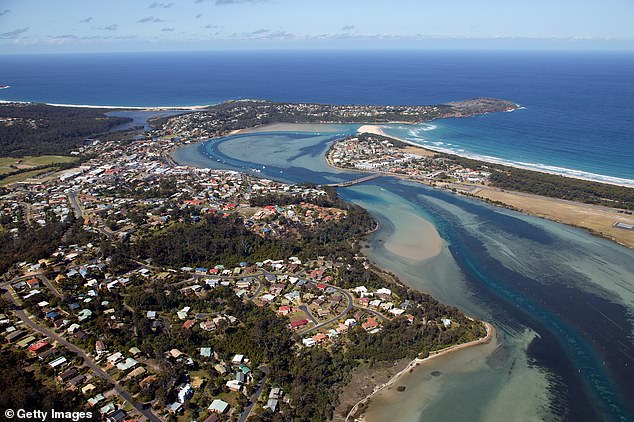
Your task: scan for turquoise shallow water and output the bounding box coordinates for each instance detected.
[173,128,634,422]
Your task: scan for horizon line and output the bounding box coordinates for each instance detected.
[2,46,634,56]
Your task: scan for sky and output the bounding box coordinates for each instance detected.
[0,0,633,53]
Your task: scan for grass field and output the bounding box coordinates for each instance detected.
[0,168,52,186]
[0,155,78,175]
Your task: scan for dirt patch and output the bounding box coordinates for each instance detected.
[399,145,437,158]
[475,187,634,249]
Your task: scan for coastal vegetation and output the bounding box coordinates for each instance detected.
[0,347,84,415]
[0,103,131,156]
[437,153,634,210]
[136,188,375,268]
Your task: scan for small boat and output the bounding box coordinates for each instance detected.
[0,85,9,89]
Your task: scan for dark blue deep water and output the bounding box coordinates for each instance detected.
[1,50,633,182]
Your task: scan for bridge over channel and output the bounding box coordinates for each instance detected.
[325,173,382,187]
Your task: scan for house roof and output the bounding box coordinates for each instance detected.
[290,319,308,328]
[28,339,49,353]
[208,399,229,413]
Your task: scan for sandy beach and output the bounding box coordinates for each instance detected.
[0,99,209,111]
[344,322,495,422]
[237,122,349,134]
[357,124,634,188]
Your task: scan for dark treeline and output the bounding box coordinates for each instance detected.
[137,213,297,267]
[488,169,634,210]
[0,103,131,156]
[0,348,90,417]
[0,160,80,181]
[0,216,75,275]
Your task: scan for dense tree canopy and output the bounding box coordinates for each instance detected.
[0,103,131,156]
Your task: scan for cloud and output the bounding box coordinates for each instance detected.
[161,27,175,32]
[97,24,119,31]
[0,27,29,39]
[0,9,10,17]
[79,17,93,23]
[137,16,167,23]
[51,34,78,40]
[149,2,174,8]
[228,29,296,40]
[215,0,268,4]
[262,31,294,39]
[341,25,356,31]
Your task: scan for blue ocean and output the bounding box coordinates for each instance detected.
[1,50,633,183]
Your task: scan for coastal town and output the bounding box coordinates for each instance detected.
[327,131,492,186]
[0,110,485,422]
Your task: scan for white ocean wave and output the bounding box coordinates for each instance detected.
[381,134,634,187]
[406,124,437,138]
[0,99,211,110]
[442,149,634,187]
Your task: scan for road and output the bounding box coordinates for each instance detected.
[237,366,269,422]
[248,275,264,300]
[296,277,388,336]
[67,191,83,219]
[68,191,115,240]
[1,274,61,299]
[298,304,319,326]
[2,288,161,422]
[37,274,62,299]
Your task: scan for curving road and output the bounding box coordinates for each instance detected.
[296,277,388,336]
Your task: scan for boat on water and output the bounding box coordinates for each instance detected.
[0,85,10,89]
